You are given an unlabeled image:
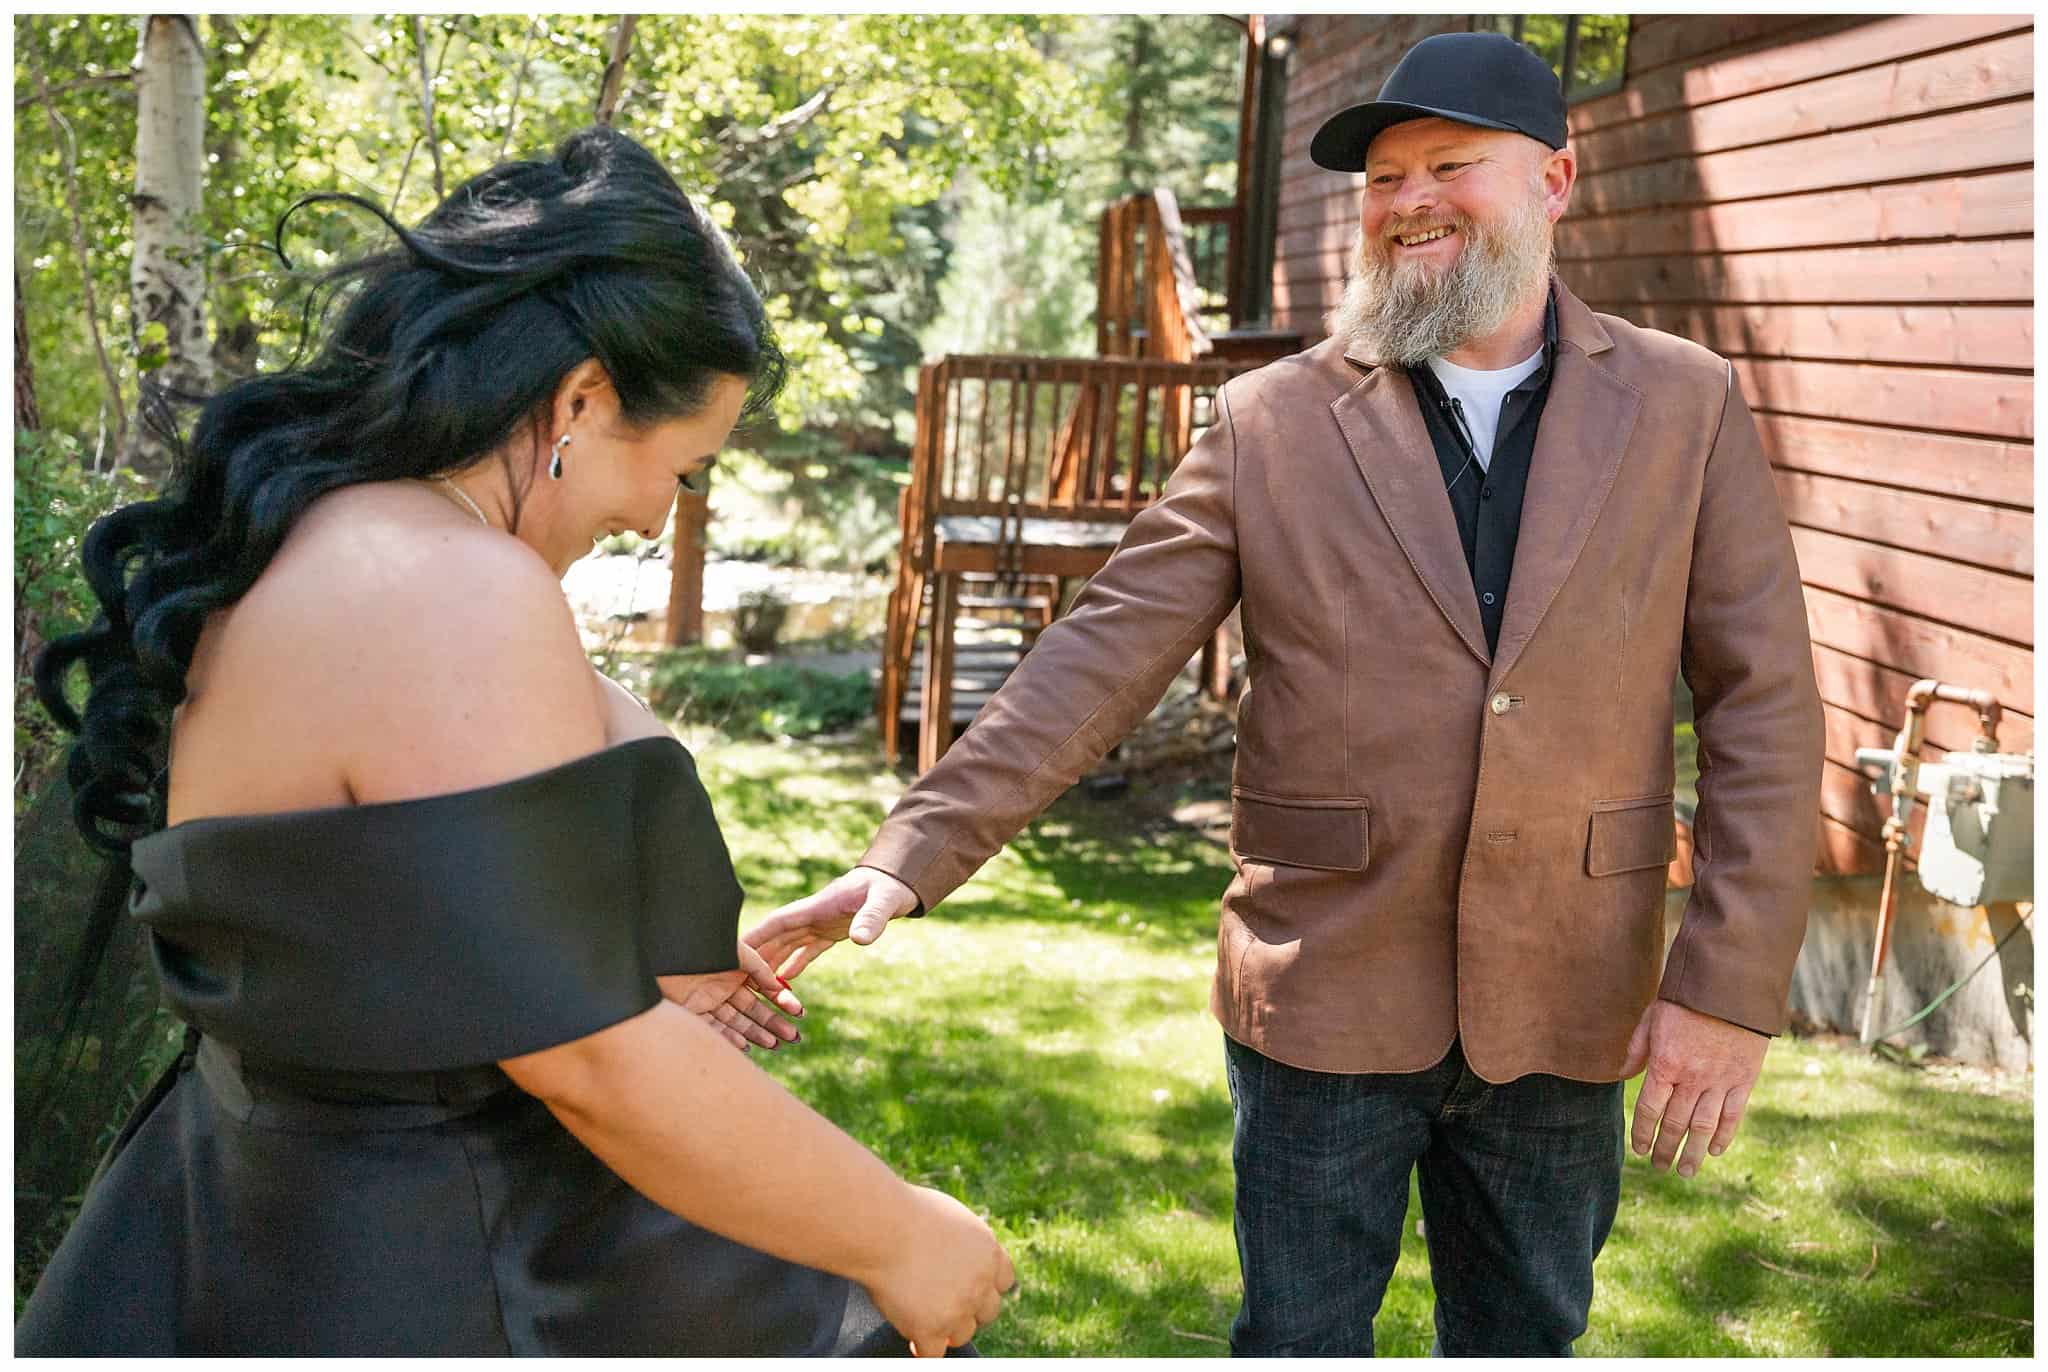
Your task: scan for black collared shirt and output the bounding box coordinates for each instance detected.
[1407,286,1560,656]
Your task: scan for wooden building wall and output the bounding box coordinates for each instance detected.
[1267,14,2034,876]
[1270,14,1470,337]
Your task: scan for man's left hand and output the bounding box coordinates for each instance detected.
[1619,997,1768,1179]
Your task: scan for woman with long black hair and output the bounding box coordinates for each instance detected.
[18,126,1012,1356]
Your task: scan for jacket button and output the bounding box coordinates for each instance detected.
[1490,692,1511,715]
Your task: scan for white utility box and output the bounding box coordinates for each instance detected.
[1913,751,2033,907]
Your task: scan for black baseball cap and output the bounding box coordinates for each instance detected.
[1310,31,1568,173]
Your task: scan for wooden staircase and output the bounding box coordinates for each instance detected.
[881,352,1262,769]
[882,187,1302,771]
[901,616,1039,730]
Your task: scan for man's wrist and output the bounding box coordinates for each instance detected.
[1662,996,1774,1039]
[856,864,927,918]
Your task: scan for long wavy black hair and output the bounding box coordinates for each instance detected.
[29,125,785,1062]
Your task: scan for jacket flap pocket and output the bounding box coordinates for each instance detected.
[1586,794,1677,877]
[1231,792,1369,872]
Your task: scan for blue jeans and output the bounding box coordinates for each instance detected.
[1224,1034,1624,1357]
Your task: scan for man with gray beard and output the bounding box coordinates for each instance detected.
[754,29,1823,1358]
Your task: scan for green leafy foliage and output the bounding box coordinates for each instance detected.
[15,14,1089,443]
[708,447,907,573]
[13,429,149,799]
[921,15,1244,362]
[645,648,873,741]
[16,13,1243,513]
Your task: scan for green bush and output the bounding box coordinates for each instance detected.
[13,429,149,803]
[645,648,874,740]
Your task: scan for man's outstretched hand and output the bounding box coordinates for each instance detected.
[1619,997,1769,1179]
[746,867,921,981]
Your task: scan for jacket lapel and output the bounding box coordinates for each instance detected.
[1487,290,1642,691]
[1331,364,1491,670]
[1327,278,1642,686]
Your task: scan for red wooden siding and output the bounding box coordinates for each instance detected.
[1267,14,2035,878]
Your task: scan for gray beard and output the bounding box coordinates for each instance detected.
[1326,188,1556,367]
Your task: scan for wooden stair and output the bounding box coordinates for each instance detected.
[896,575,1050,733]
[899,643,1028,729]
[879,185,1288,773]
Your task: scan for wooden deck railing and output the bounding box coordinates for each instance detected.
[1179,205,1241,337]
[1097,189,1224,363]
[928,354,1241,510]
[880,352,1267,761]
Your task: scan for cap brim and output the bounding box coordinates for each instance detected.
[1309,100,1526,173]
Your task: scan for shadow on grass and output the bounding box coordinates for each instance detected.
[710,746,1237,948]
[767,999,1246,1356]
[1668,1225,2031,1357]
[996,805,1235,947]
[1595,1063,2033,1356]
[774,1011,1238,1226]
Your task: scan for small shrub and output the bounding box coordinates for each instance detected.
[734,588,791,654]
[645,648,872,740]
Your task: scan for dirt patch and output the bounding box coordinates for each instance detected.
[1786,1012,2033,1098]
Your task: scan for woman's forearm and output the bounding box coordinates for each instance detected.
[500,999,915,1289]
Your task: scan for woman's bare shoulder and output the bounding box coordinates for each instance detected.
[188,482,608,807]
[265,482,549,611]
[594,668,674,746]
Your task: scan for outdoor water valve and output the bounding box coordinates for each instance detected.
[1854,681,2032,1045]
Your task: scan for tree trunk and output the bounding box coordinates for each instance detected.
[411,16,445,201]
[16,262,41,434]
[124,14,211,480]
[205,15,265,381]
[594,15,638,125]
[1120,19,1151,191]
[16,260,43,686]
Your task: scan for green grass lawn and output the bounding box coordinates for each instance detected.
[693,729,2033,1357]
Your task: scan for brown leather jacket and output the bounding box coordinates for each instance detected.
[860,276,1824,1083]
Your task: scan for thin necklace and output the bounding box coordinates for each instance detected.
[432,476,490,527]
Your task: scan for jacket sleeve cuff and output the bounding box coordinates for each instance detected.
[857,826,954,917]
[1656,918,1794,1037]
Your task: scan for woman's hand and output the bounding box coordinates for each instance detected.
[862,1185,1016,1357]
[746,867,920,982]
[656,940,804,1052]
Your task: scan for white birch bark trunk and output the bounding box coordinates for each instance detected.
[124,14,211,479]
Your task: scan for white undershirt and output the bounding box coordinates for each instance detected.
[1424,346,1544,472]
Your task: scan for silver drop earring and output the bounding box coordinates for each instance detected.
[549,432,573,480]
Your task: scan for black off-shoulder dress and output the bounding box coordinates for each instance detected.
[17,737,916,1355]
